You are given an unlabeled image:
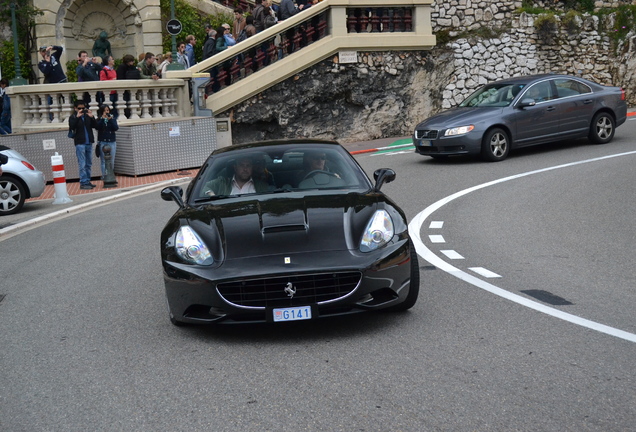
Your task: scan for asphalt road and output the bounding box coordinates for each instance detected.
[1,120,635,431]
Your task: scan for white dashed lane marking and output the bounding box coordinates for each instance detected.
[409,150,636,344]
[440,250,465,260]
[468,267,502,278]
[428,235,445,243]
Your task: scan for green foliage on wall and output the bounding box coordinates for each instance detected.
[159,0,233,63]
[0,40,31,80]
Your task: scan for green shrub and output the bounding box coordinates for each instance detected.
[0,40,31,81]
[534,12,559,41]
[562,10,582,34]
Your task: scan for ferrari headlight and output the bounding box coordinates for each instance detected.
[444,125,474,136]
[175,226,213,265]
[360,210,394,252]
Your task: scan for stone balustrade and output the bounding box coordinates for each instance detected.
[6,79,191,133]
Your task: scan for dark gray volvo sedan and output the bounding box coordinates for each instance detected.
[413,74,628,161]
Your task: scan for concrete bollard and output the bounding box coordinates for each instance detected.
[102,144,118,188]
[51,152,73,204]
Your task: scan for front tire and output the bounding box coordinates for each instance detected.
[589,112,615,144]
[481,128,510,162]
[388,241,420,312]
[0,176,26,216]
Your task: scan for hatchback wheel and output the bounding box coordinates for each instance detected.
[589,112,615,144]
[481,128,510,162]
[0,175,26,216]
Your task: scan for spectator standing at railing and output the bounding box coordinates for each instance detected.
[100,55,118,118]
[245,16,257,38]
[116,54,139,119]
[222,23,237,47]
[37,46,67,84]
[76,51,101,82]
[0,78,10,135]
[138,52,159,80]
[203,29,217,60]
[232,8,247,41]
[203,23,214,45]
[185,35,196,66]
[279,0,303,20]
[263,6,277,28]
[158,52,173,76]
[176,42,190,68]
[252,0,265,33]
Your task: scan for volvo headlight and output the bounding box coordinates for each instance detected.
[175,226,213,265]
[444,125,474,136]
[360,210,394,252]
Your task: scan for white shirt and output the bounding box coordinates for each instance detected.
[231,176,255,195]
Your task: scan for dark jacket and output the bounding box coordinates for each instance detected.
[279,0,299,20]
[76,61,101,82]
[96,116,118,142]
[203,37,217,60]
[116,63,140,80]
[68,113,97,145]
[37,46,67,84]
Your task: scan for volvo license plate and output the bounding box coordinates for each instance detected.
[273,306,312,322]
[419,140,432,146]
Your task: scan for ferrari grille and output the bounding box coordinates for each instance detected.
[217,272,362,308]
[415,129,438,139]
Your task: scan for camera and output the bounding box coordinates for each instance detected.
[82,108,88,114]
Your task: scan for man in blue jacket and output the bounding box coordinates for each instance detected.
[37,46,68,84]
[68,100,98,189]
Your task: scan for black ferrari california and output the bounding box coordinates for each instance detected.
[160,139,419,325]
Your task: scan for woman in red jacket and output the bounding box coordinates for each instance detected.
[99,56,119,118]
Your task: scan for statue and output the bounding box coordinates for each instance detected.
[92,31,112,59]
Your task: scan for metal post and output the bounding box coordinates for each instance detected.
[166,0,185,71]
[9,1,28,86]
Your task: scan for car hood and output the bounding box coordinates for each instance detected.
[182,192,386,260]
[416,107,504,128]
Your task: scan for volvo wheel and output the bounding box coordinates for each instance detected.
[481,128,510,162]
[589,112,615,144]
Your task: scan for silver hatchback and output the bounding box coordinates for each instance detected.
[0,145,46,215]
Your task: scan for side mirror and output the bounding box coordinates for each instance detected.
[517,98,536,108]
[373,168,396,191]
[161,186,186,209]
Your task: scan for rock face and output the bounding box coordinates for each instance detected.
[225,2,636,144]
[226,51,455,144]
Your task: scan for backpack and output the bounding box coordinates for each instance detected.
[237,29,247,43]
[264,15,277,29]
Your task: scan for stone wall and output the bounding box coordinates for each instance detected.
[226,1,636,144]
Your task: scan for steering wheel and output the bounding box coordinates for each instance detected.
[302,170,340,181]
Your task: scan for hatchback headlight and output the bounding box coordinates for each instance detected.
[175,226,213,265]
[444,125,474,136]
[360,210,394,252]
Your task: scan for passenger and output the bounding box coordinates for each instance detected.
[203,156,270,196]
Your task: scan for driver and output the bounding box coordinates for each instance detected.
[203,156,270,196]
[294,150,340,186]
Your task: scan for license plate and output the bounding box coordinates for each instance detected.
[273,306,312,322]
[419,140,432,146]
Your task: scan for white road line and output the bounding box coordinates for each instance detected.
[409,150,636,344]
[429,221,444,229]
[429,235,445,243]
[469,267,502,278]
[440,250,464,260]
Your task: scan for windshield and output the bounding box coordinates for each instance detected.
[192,144,371,201]
[459,83,526,108]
